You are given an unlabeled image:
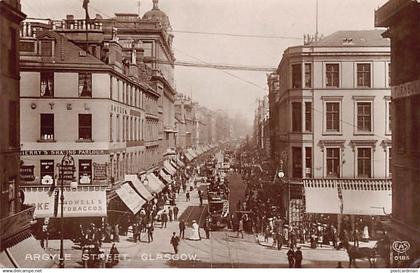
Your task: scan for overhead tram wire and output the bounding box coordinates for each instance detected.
[172,30,302,40]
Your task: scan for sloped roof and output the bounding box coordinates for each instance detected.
[309,30,389,47]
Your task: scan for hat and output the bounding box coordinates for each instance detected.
[192,220,197,223]
[297,246,301,249]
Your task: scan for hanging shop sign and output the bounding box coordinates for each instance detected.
[58,155,76,183]
[93,162,108,182]
[79,159,92,185]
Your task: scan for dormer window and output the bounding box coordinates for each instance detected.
[40,40,53,57]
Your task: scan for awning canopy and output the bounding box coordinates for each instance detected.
[57,188,107,218]
[304,180,341,214]
[159,169,172,184]
[163,161,176,175]
[184,151,194,161]
[124,175,153,201]
[22,188,55,218]
[145,173,165,194]
[304,179,392,216]
[6,236,55,268]
[116,183,145,214]
[169,159,179,170]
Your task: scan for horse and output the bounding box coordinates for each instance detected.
[344,242,377,268]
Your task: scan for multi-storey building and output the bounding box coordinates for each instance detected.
[101,0,177,159]
[268,30,392,231]
[376,0,420,266]
[254,96,270,157]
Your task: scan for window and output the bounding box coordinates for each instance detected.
[143,41,153,57]
[9,101,18,148]
[305,63,312,88]
[305,147,312,178]
[78,114,92,140]
[20,41,35,53]
[78,73,92,97]
[79,159,92,184]
[326,102,340,132]
[116,115,120,142]
[110,113,113,141]
[40,40,53,57]
[292,147,302,178]
[40,160,54,184]
[40,114,54,140]
[388,101,392,133]
[292,102,302,132]
[357,148,371,178]
[326,64,339,87]
[292,64,302,88]
[357,64,371,87]
[326,148,340,177]
[357,102,372,132]
[388,63,391,86]
[395,99,406,151]
[305,102,312,132]
[40,72,54,97]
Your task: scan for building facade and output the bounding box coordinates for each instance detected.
[376,0,420,266]
[268,30,392,230]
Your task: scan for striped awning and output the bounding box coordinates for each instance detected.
[5,236,55,268]
[116,183,145,214]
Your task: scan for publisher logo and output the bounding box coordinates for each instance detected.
[392,241,410,254]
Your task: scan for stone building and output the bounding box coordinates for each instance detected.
[375,0,420,266]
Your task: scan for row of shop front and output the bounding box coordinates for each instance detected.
[0,144,216,268]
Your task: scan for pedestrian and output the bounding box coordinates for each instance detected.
[161,211,168,228]
[173,205,179,220]
[147,222,154,243]
[264,226,270,243]
[170,232,180,254]
[203,219,210,239]
[179,220,186,239]
[113,224,120,242]
[199,194,203,206]
[287,246,295,268]
[186,191,190,202]
[132,223,139,243]
[237,219,244,239]
[353,228,360,247]
[182,184,187,193]
[276,231,283,250]
[168,207,173,222]
[295,246,303,268]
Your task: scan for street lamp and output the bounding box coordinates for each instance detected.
[277,160,290,226]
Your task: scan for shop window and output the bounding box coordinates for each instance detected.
[79,159,92,184]
[40,160,54,185]
[326,148,340,177]
[78,114,92,140]
[78,73,92,97]
[326,63,339,87]
[40,113,54,140]
[357,148,372,178]
[40,71,54,97]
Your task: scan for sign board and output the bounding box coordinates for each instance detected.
[57,188,107,217]
[93,163,108,181]
[20,165,35,182]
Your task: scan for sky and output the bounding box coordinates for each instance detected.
[21,0,388,127]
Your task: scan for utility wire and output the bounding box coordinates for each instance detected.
[173,30,301,40]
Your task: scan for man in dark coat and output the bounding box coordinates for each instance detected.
[161,211,168,228]
[287,246,295,268]
[173,206,179,220]
[179,220,186,239]
[147,222,154,243]
[170,232,180,254]
[295,246,303,268]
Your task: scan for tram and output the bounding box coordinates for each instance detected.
[207,191,229,230]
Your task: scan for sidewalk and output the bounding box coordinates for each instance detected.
[46,178,206,268]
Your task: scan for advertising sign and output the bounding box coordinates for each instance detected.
[57,188,107,217]
[93,162,108,182]
[20,165,35,182]
[22,189,55,218]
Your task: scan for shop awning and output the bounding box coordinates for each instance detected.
[159,170,172,184]
[164,161,176,175]
[115,183,145,214]
[0,251,15,268]
[6,236,55,268]
[303,180,341,214]
[124,175,153,201]
[169,159,179,170]
[57,188,107,218]
[22,188,55,218]
[341,180,392,215]
[176,158,185,167]
[145,173,165,194]
[184,151,194,161]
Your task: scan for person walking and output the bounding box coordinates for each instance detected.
[294,246,303,268]
[287,246,295,268]
[168,207,173,222]
[161,211,168,228]
[173,205,179,220]
[276,231,283,250]
[237,219,244,239]
[170,232,180,254]
[179,220,186,239]
[113,224,120,242]
[186,191,190,202]
[199,193,203,206]
[146,222,154,243]
[203,219,210,239]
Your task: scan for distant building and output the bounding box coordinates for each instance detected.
[268,30,392,231]
[254,95,270,157]
[376,0,420,266]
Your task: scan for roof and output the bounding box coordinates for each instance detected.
[142,0,171,29]
[308,30,389,47]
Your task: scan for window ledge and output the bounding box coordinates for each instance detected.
[322,132,342,136]
[37,139,56,143]
[353,132,374,136]
[76,139,94,143]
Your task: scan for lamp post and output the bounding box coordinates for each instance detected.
[277,159,290,226]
